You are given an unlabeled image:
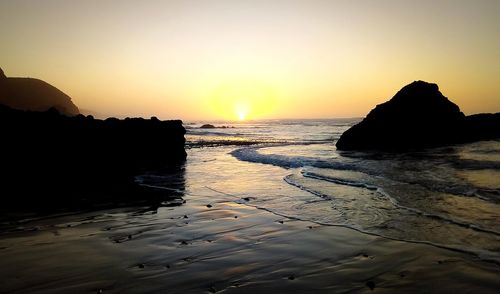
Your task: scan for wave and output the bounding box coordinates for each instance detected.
[230,145,355,170]
[302,169,378,191]
[187,130,247,137]
[232,145,500,201]
[186,139,295,148]
[295,170,500,237]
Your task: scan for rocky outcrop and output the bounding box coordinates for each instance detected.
[0,68,8,100]
[0,104,186,213]
[199,124,234,129]
[336,81,499,151]
[200,124,216,129]
[465,113,500,142]
[0,68,79,116]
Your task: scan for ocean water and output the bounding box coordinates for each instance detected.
[181,119,500,264]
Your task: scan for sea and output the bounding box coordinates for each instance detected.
[176,119,500,264]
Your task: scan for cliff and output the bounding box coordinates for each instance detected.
[0,67,79,116]
[336,81,499,151]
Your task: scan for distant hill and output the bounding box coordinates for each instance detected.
[0,67,79,116]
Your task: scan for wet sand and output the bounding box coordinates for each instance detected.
[1,196,499,293]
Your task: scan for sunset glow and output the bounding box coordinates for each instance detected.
[235,103,249,121]
[206,80,277,120]
[0,0,499,120]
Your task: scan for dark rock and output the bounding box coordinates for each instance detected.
[207,204,213,208]
[199,124,234,129]
[200,124,216,129]
[0,68,8,103]
[336,81,500,151]
[0,104,187,216]
[337,81,464,150]
[465,113,500,141]
[0,68,79,116]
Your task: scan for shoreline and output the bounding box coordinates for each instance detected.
[1,195,499,293]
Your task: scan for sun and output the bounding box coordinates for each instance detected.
[235,102,249,121]
[207,80,277,121]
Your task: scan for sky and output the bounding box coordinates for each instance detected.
[1,0,499,120]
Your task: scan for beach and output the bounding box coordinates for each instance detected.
[1,133,499,293]
[1,191,499,293]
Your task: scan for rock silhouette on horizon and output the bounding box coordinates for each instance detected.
[0,67,79,116]
[200,124,216,129]
[336,81,500,151]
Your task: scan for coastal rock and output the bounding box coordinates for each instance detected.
[0,104,186,212]
[199,124,234,129]
[0,67,79,116]
[0,68,7,100]
[200,124,216,129]
[465,113,500,142]
[336,81,499,151]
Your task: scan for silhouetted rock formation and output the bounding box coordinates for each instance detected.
[0,67,79,116]
[200,124,216,129]
[465,113,500,141]
[0,68,8,100]
[199,124,234,129]
[336,81,500,151]
[0,104,186,214]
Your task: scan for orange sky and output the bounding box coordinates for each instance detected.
[1,0,499,120]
